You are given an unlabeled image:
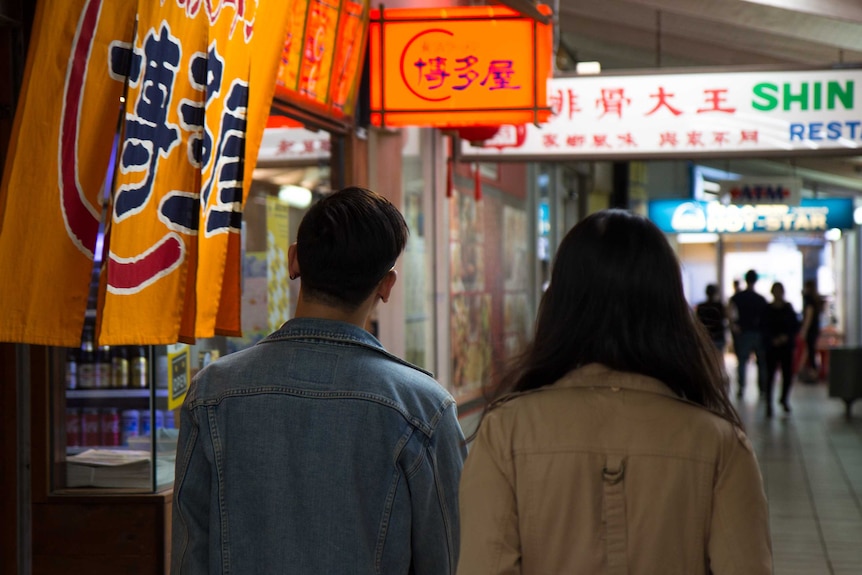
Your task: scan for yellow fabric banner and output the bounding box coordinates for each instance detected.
[0,0,135,346]
[0,0,291,346]
[99,0,290,344]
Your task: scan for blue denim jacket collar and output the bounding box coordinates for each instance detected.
[260,317,433,377]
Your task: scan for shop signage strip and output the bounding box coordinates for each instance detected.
[720,177,803,206]
[274,0,370,123]
[648,198,855,234]
[463,69,862,160]
[257,127,331,163]
[368,4,553,128]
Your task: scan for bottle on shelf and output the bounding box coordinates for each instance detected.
[65,347,79,390]
[78,329,95,390]
[93,345,112,389]
[101,408,120,446]
[130,346,149,389]
[112,345,130,388]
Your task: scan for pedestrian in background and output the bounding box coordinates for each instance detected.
[763,282,800,416]
[172,187,466,575]
[799,279,825,383]
[729,270,768,399]
[457,210,772,575]
[696,283,727,353]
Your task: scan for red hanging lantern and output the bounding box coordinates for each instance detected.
[456,125,500,144]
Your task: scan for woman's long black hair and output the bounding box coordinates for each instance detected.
[486,209,741,429]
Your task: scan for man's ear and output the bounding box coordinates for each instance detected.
[288,243,300,280]
[377,269,397,303]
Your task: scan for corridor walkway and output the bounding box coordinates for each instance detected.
[732,359,862,575]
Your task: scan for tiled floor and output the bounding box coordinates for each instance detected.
[731,357,862,575]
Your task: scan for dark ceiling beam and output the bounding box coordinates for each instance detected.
[493,0,551,24]
[601,0,862,51]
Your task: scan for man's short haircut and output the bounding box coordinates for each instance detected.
[744,269,758,285]
[296,186,409,310]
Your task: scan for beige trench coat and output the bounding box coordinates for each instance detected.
[457,364,772,575]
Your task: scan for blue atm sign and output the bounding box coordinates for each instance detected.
[649,198,854,234]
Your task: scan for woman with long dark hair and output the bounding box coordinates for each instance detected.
[457,210,772,575]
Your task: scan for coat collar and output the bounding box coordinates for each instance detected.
[553,363,680,401]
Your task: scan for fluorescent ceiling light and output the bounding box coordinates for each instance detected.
[278,185,312,208]
[702,181,721,193]
[576,61,601,75]
[824,228,842,242]
[676,232,719,244]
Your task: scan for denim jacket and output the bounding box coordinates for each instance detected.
[171,318,466,575]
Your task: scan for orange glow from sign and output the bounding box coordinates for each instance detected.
[369,5,553,128]
[274,0,369,121]
[275,0,309,91]
[299,0,339,102]
[266,115,304,128]
[330,0,366,114]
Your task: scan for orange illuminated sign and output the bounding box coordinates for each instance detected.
[275,0,369,121]
[369,5,553,128]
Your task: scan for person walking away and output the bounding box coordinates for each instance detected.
[457,210,772,575]
[172,187,467,575]
[763,282,800,417]
[696,283,727,353]
[799,280,824,383]
[729,270,768,399]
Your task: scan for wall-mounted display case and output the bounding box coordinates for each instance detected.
[57,343,177,493]
[53,331,223,494]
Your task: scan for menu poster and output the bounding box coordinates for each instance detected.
[449,187,492,404]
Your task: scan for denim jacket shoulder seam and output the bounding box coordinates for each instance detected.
[258,333,434,377]
[187,387,440,437]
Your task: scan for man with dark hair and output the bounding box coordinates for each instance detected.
[172,187,466,574]
[729,269,768,399]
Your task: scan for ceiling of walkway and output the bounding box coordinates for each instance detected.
[537,0,862,193]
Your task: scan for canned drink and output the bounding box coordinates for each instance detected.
[121,409,139,446]
[163,409,175,429]
[155,409,165,430]
[65,408,82,447]
[101,408,120,446]
[140,410,152,437]
[82,408,101,446]
[78,362,95,390]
